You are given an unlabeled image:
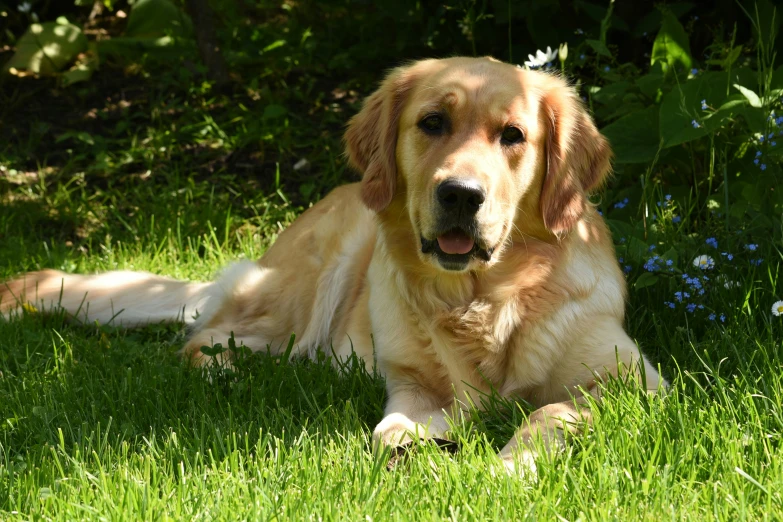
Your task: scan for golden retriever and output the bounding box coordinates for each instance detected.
[0,57,664,472]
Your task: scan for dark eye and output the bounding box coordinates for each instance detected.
[501,126,525,145]
[418,114,445,135]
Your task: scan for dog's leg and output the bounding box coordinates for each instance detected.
[498,395,594,473]
[499,339,665,474]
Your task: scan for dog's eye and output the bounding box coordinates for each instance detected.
[419,114,445,135]
[501,126,525,145]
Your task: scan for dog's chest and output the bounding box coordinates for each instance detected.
[428,298,517,386]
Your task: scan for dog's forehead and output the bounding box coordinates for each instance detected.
[409,60,540,118]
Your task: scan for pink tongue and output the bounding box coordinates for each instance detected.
[437,231,475,255]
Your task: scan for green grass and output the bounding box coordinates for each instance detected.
[1,12,783,518]
[1,126,782,522]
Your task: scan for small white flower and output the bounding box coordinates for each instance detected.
[18,2,32,13]
[692,255,715,270]
[773,300,783,317]
[523,46,558,69]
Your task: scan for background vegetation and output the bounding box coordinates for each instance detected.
[0,0,782,519]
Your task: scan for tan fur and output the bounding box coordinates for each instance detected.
[1,57,664,473]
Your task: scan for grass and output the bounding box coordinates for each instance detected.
[1,6,783,519]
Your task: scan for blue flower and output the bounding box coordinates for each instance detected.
[773,142,778,146]
[720,314,726,323]
[761,164,767,171]
[686,303,697,313]
[708,313,716,321]
[614,198,629,209]
[604,66,610,72]
[746,243,758,251]
[769,133,774,139]
[580,54,585,60]
[754,158,760,165]
[624,265,632,274]
[644,255,662,272]
[665,194,672,201]
[691,68,699,75]
[756,151,762,157]
[648,245,656,252]
[691,120,700,129]
[721,252,734,261]
[664,301,675,309]
[751,259,763,266]
[706,237,718,248]
[701,99,708,110]
[672,216,681,223]
[666,259,673,266]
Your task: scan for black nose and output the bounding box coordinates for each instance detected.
[437,179,486,216]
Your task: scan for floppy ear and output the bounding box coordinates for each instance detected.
[540,84,612,235]
[344,65,416,212]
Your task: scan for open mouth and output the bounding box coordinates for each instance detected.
[420,228,493,271]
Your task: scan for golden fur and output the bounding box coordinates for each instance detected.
[1,57,664,472]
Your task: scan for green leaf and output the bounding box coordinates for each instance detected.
[606,219,635,243]
[61,42,99,86]
[591,81,631,105]
[734,106,767,133]
[200,344,226,357]
[125,0,193,38]
[626,237,650,264]
[721,45,743,69]
[658,72,744,148]
[733,84,762,108]
[4,21,88,75]
[650,9,692,76]
[586,39,612,58]
[263,104,287,120]
[636,72,664,99]
[601,105,661,164]
[661,248,679,267]
[96,36,194,61]
[634,272,660,290]
[772,64,783,89]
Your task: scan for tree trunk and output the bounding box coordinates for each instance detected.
[184,0,231,86]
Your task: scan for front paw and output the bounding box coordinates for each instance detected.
[372,412,430,447]
[499,449,538,477]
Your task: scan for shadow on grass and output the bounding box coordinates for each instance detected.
[0,314,387,464]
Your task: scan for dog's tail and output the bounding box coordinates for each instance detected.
[0,269,212,326]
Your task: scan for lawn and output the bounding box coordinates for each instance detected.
[1,1,782,520]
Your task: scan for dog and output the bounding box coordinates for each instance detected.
[0,57,664,472]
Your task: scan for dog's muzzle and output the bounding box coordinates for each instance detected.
[421,178,494,271]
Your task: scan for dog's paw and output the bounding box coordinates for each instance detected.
[372,412,429,448]
[499,449,538,478]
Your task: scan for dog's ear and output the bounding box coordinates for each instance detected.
[344,65,417,212]
[540,83,612,235]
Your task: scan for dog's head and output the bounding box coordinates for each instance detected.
[345,57,611,273]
